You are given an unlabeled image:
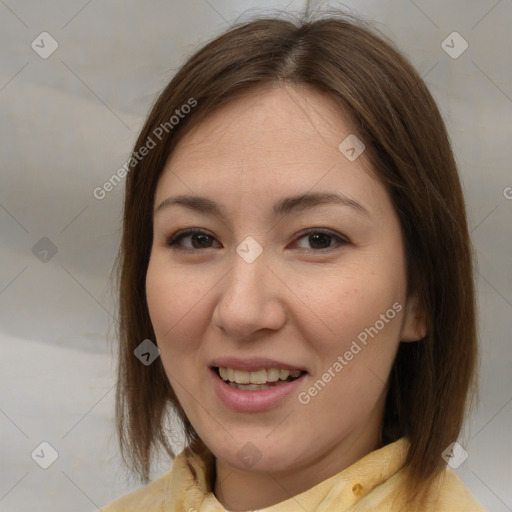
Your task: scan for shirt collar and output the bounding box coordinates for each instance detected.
[164,438,410,512]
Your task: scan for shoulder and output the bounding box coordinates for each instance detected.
[101,471,172,512]
[355,463,487,511]
[100,448,208,512]
[434,468,486,511]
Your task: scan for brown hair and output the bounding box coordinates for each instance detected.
[114,8,478,507]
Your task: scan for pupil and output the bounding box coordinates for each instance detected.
[310,233,331,249]
[192,234,211,248]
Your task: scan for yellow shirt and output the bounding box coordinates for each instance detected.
[102,438,486,511]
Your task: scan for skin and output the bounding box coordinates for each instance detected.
[146,83,426,511]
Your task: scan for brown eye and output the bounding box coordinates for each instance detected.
[307,233,333,249]
[294,229,349,251]
[166,229,220,249]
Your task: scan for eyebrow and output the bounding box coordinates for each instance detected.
[154,192,370,219]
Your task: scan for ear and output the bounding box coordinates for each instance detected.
[400,294,427,342]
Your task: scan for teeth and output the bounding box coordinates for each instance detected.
[249,369,267,384]
[266,368,280,382]
[234,369,250,384]
[217,367,303,385]
[280,369,290,380]
[227,382,273,391]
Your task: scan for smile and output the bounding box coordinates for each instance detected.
[217,367,304,389]
[210,366,308,412]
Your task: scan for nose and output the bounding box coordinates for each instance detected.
[212,248,287,340]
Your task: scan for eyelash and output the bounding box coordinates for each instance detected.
[165,228,350,252]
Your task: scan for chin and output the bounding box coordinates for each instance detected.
[207,436,301,474]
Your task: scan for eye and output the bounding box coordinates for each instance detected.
[293,228,350,251]
[165,227,349,252]
[165,228,220,249]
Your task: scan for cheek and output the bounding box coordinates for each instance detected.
[296,284,403,429]
[288,261,404,356]
[145,256,209,355]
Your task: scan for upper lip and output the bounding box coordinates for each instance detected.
[210,357,308,373]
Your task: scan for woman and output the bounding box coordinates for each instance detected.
[104,9,484,511]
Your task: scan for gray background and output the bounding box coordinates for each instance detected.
[1,0,511,511]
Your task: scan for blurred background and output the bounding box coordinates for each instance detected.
[1,1,511,510]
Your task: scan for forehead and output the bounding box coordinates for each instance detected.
[169,84,361,166]
[156,84,386,216]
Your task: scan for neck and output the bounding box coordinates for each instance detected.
[213,417,383,511]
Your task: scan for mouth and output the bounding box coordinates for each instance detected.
[212,366,307,391]
[209,359,309,412]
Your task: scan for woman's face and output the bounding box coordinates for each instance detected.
[146,84,424,482]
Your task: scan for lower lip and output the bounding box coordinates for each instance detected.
[210,368,307,413]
